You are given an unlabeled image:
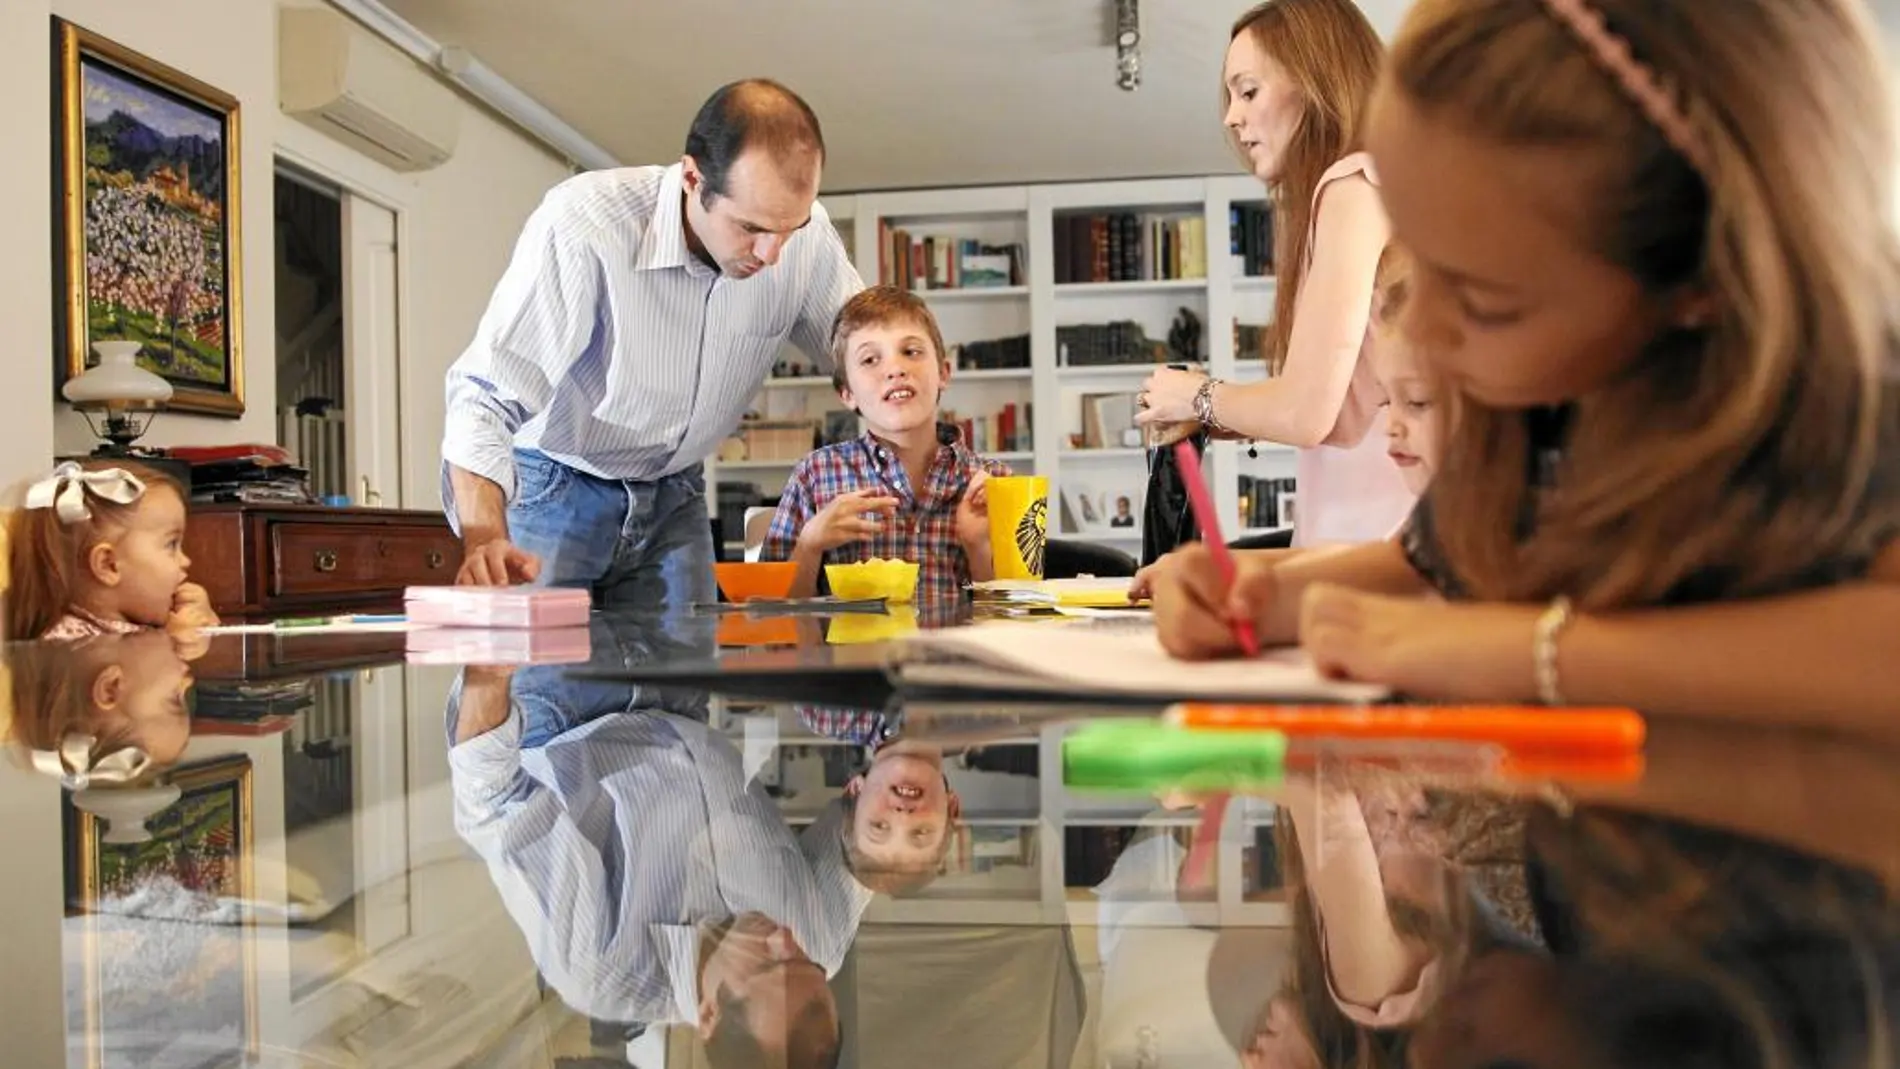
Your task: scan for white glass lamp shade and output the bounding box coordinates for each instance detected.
[64,340,174,407]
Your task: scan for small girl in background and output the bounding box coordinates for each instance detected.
[1365,245,1437,501]
[1157,0,1900,722]
[5,460,218,641]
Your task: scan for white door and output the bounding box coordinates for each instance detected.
[343,196,402,508]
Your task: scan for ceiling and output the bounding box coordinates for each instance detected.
[379,0,1414,192]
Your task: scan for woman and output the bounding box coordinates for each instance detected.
[1137,0,1415,548]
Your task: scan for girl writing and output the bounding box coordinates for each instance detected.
[5,460,219,641]
[1155,0,1900,725]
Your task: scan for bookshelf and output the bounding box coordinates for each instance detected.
[705,175,1293,557]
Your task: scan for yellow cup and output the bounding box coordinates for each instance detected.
[987,475,1050,580]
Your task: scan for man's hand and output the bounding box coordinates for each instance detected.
[167,581,220,632]
[458,538,542,587]
[796,489,899,555]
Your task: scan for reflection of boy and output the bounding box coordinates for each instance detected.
[835,740,962,896]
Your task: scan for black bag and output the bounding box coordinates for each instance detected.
[1141,429,1208,566]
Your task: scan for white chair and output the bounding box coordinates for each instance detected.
[742,506,775,562]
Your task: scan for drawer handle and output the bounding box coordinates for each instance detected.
[426,549,446,569]
[313,550,339,573]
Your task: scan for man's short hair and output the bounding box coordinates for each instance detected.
[684,79,825,206]
[703,986,842,1069]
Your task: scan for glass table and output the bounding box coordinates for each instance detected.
[1,606,1894,1068]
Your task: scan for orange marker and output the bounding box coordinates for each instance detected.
[1168,703,1645,752]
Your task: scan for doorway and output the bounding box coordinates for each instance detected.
[272,162,403,508]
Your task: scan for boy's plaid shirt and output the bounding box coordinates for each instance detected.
[762,423,1012,604]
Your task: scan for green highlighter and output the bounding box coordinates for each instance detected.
[1061,719,1287,792]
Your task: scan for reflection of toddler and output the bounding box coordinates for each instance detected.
[1,631,196,788]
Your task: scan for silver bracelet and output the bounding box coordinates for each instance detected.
[1193,376,1232,435]
[1533,595,1575,705]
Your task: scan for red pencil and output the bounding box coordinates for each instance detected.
[1171,439,1261,655]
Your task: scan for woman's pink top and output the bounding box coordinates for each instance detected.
[1290,153,1418,549]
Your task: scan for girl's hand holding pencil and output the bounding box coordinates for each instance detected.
[1151,542,1286,657]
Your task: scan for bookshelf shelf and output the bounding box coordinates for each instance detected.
[919,285,1029,301]
[1054,279,1207,297]
[1234,274,1277,292]
[1059,447,1146,461]
[760,376,832,390]
[1056,364,1159,381]
[951,367,1032,381]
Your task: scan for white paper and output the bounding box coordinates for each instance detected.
[901,619,1388,702]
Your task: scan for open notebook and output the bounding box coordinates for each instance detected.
[897,617,1388,703]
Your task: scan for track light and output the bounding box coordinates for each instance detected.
[1115,0,1141,91]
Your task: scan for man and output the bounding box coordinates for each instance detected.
[447,651,868,1069]
[441,79,863,608]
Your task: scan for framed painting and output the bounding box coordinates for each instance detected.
[54,19,245,417]
[68,754,257,1069]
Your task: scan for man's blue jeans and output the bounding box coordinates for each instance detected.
[506,449,715,612]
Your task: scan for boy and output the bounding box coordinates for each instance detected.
[763,286,1012,602]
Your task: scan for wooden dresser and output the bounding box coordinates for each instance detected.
[184,504,463,618]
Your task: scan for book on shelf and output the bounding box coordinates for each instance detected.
[1238,475,1298,530]
[1231,202,1275,278]
[1054,212,1207,284]
[951,333,1031,371]
[878,221,1026,290]
[942,401,1032,455]
[1077,391,1140,449]
[1056,321,1173,367]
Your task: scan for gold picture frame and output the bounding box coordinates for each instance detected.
[54,18,245,417]
[69,753,258,1069]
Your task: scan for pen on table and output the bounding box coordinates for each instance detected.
[1171,438,1260,656]
[1167,702,1647,751]
[273,613,408,629]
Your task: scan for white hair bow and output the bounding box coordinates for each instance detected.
[24,461,146,524]
[29,732,153,790]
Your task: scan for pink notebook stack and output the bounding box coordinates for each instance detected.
[403,586,593,629]
[405,625,592,665]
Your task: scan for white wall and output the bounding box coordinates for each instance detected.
[402,106,572,511]
[0,0,566,502]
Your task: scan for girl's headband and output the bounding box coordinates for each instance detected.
[24,461,146,525]
[1536,0,1711,177]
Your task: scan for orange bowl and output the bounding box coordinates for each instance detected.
[714,561,799,602]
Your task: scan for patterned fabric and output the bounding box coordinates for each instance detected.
[441,163,863,527]
[762,424,1012,603]
[41,611,144,641]
[796,705,897,747]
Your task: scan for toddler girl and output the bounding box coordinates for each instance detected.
[5,460,218,641]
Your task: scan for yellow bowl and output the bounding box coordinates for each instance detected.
[825,558,919,603]
[825,606,918,645]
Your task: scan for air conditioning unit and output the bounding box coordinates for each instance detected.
[278,6,460,172]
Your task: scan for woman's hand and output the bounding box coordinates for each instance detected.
[1134,367,1206,427]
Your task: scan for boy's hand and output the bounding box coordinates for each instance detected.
[167,582,220,632]
[953,471,992,551]
[797,489,899,554]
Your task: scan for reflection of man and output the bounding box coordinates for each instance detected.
[447,665,868,1069]
[442,78,864,611]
